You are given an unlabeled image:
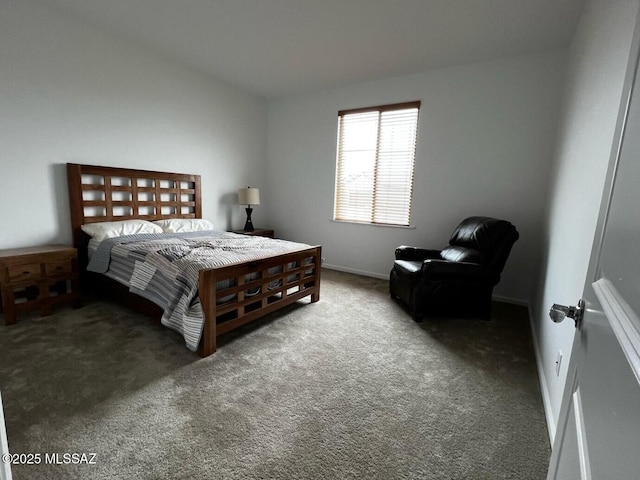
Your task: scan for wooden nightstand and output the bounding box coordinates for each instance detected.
[0,245,80,325]
[232,228,275,238]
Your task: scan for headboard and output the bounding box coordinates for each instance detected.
[66,163,202,259]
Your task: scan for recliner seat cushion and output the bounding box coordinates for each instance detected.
[440,246,484,263]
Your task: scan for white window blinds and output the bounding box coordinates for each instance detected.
[334,101,420,227]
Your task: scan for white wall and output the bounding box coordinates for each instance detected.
[266,52,566,302]
[0,0,267,250]
[531,0,640,441]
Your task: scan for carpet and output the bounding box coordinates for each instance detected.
[0,269,549,479]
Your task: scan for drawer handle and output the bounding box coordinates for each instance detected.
[22,271,30,274]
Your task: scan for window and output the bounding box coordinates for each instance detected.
[333,101,420,227]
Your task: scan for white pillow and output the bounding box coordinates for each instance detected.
[153,218,214,233]
[81,219,163,241]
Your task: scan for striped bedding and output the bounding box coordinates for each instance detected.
[87,231,312,351]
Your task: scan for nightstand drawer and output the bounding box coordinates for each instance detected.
[45,260,72,276]
[7,263,42,282]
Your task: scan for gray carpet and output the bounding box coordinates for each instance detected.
[0,269,549,479]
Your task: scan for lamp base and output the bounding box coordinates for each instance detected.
[243,206,255,232]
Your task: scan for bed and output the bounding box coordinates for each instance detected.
[66,163,322,357]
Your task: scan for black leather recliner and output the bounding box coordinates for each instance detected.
[389,216,519,320]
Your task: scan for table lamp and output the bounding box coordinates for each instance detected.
[238,187,260,232]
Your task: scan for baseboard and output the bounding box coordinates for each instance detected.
[526,303,556,445]
[495,295,556,444]
[322,264,389,280]
[323,265,532,305]
[491,294,529,306]
[0,390,12,480]
[323,265,530,305]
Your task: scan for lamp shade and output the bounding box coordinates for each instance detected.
[238,187,260,205]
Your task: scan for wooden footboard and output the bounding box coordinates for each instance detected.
[198,246,322,357]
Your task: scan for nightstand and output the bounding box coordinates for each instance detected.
[0,245,80,325]
[232,228,275,238]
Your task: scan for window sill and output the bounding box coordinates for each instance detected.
[330,219,416,230]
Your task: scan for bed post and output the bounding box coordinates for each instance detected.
[198,269,217,357]
[66,163,85,250]
[311,246,322,303]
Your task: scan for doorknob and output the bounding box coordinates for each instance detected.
[549,299,584,328]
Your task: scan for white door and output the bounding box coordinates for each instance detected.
[0,390,11,480]
[547,11,640,480]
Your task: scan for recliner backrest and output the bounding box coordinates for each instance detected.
[445,216,519,272]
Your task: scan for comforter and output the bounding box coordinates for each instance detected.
[88,231,312,351]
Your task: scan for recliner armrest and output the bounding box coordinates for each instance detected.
[395,246,442,261]
[421,259,500,283]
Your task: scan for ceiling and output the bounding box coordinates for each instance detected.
[38,0,587,99]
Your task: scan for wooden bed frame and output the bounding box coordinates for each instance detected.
[66,163,321,357]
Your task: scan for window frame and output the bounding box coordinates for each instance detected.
[333,100,421,227]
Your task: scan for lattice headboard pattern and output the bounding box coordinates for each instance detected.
[67,163,202,251]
